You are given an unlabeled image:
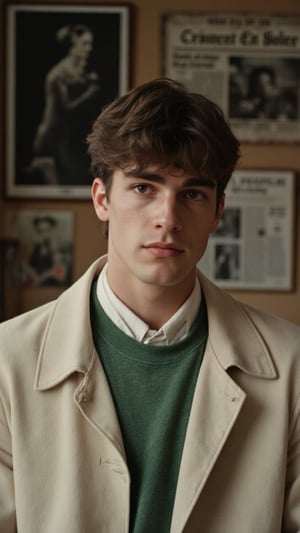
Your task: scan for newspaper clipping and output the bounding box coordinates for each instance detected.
[162,13,300,142]
[198,170,295,290]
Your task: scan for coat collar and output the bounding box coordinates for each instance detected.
[34,257,277,391]
[198,271,277,379]
[34,256,108,390]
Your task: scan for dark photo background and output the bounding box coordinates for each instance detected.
[11,7,128,189]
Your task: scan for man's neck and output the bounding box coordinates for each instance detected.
[106,268,197,330]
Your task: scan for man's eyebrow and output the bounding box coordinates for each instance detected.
[184,177,216,189]
[123,169,165,182]
[123,169,216,188]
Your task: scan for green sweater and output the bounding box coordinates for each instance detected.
[90,284,208,532]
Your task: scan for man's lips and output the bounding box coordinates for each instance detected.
[143,242,184,257]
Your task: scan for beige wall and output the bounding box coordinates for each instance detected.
[0,0,299,324]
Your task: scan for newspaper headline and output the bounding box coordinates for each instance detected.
[163,14,300,142]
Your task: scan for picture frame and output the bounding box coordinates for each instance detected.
[198,169,296,291]
[5,3,131,199]
[5,209,74,288]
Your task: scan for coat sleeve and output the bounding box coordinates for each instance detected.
[283,391,300,531]
[0,395,16,532]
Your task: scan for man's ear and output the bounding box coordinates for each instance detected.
[211,193,225,234]
[91,178,109,222]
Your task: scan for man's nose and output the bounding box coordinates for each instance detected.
[154,195,182,232]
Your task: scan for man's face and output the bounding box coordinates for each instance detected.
[35,220,55,244]
[92,165,224,297]
[72,32,93,60]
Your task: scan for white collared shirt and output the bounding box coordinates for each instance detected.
[96,264,201,345]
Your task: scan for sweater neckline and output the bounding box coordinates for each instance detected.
[90,281,208,366]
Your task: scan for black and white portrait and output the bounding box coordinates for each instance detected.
[5,4,130,198]
[214,244,240,282]
[229,56,300,121]
[213,208,241,239]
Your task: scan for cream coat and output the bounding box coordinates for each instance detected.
[0,256,299,532]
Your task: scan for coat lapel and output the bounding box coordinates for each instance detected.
[171,344,246,533]
[171,271,277,532]
[34,255,126,458]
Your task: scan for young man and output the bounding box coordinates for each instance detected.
[0,78,299,532]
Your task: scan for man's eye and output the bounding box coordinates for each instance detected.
[184,190,204,200]
[134,184,150,194]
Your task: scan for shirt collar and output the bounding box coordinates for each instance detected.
[96,263,201,345]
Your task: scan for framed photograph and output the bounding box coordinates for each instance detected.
[6,210,74,288]
[5,3,131,199]
[198,170,296,290]
[162,13,300,143]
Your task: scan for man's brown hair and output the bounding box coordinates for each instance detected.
[87,78,240,202]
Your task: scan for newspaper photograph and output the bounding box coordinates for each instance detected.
[198,170,295,290]
[162,13,300,142]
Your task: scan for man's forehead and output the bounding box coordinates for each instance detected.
[119,163,217,186]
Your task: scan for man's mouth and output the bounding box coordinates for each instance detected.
[143,242,184,257]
